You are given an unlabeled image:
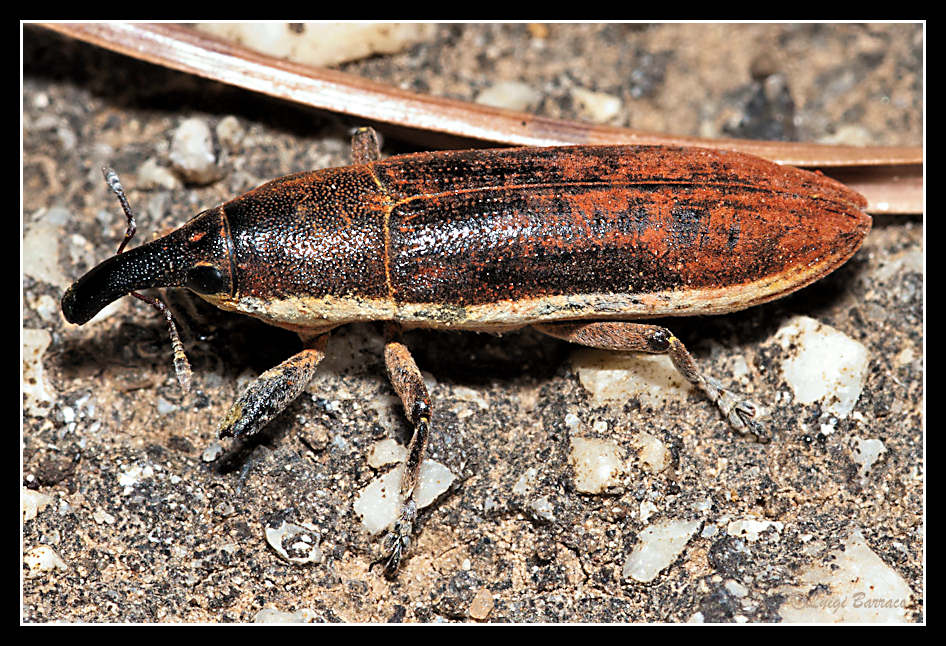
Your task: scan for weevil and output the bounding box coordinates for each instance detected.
[61,127,871,576]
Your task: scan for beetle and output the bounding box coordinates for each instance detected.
[60,127,871,576]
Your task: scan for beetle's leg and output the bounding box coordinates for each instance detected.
[534,321,768,442]
[351,127,382,164]
[379,322,432,577]
[218,333,329,440]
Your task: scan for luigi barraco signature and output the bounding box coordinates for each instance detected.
[785,592,910,613]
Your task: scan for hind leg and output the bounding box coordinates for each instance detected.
[534,321,767,441]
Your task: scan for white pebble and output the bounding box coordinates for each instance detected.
[512,467,538,495]
[22,488,53,523]
[202,442,224,462]
[169,118,218,184]
[354,460,456,534]
[253,607,318,623]
[700,524,718,539]
[118,464,153,488]
[779,530,912,623]
[367,439,409,469]
[24,545,68,577]
[93,509,116,525]
[852,437,887,479]
[215,116,244,150]
[28,293,61,324]
[264,521,323,564]
[571,87,623,123]
[452,386,489,409]
[639,500,658,523]
[155,397,177,416]
[529,495,555,522]
[475,80,542,112]
[22,329,55,417]
[572,349,693,406]
[569,437,624,493]
[775,316,868,418]
[726,518,784,542]
[24,219,67,288]
[137,157,182,191]
[631,432,671,472]
[195,23,436,68]
[622,519,701,582]
[725,580,749,598]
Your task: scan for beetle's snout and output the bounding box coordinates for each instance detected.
[60,240,187,325]
[61,253,130,325]
[61,210,234,325]
[60,284,84,324]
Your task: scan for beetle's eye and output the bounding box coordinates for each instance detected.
[185,265,226,295]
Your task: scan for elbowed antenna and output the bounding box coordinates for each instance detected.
[60,168,197,392]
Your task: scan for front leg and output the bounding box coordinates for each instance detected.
[379,323,432,577]
[534,321,767,442]
[218,334,329,440]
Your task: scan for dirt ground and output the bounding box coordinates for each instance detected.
[22,23,923,623]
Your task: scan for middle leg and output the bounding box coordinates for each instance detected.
[380,322,433,576]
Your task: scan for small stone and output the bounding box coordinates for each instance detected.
[725,580,749,598]
[475,80,542,112]
[726,518,783,542]
[775,316,868,418]
[202,442,224,462]
[571,87,623,123]
[264,521,323,565]
[367,439,409,468]
[572,349,693,406]
[169,118,219,184]
[24,545,68,577]
[29,293,61,324]
[195,23,437,68]
[852,437,887,479]
[24,215,67,287]
[529,495,555,522]
[155,397,177,416]
[569,437,624,493]
[215,116,244,150]
[512,467,538,495]
[136,157,182,191]
[469,588,494,619]
[622,519,701,583]
[22,329,55,417]
[631,432,671,472]
[778,530,913,623]
[22,488,53,523]
[563,413,581,430]
[253,607,318,623]
[117,464,153,488]
[639,500,658,524]
[93,509,116,525]
[354,460,456,534]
